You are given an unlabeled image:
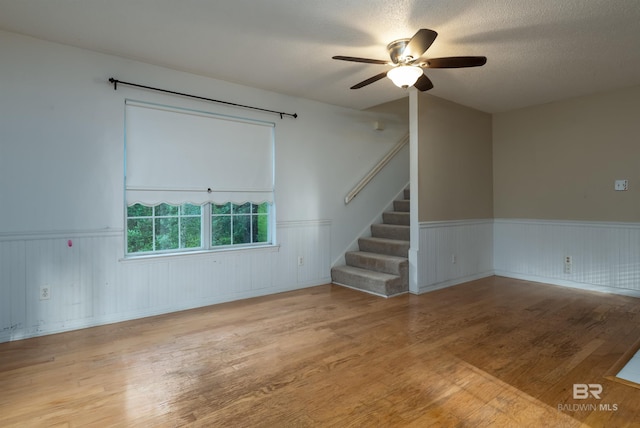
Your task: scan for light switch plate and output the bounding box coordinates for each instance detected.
[615,180,628,191]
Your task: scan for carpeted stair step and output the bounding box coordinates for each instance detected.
[393,199,410,212]
[358,237,409,258]
[331,187,410,297]
[330,265,407,297]
[345,251,408,277]
[371,223,410,241]
[382,211,410,226]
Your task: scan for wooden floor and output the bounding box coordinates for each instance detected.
[1,276,640,427]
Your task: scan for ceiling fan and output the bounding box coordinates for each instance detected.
[333,28,486,91]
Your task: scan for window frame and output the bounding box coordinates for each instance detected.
[210,202,272,249]
[126,203,204,255]
[125,202,275,258]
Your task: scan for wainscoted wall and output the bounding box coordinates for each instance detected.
[417,218,640,297]
[5,217,640,343]
[0,220,330,343]
[417,220,494,293]
[494,219,640,295]
[1,30,411,344]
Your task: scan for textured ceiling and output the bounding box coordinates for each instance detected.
[1,0,639,112]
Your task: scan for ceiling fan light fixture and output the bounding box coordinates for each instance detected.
[387,66,423,88]
[333,28,485,92]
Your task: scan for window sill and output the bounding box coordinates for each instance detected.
[120,243,280,263]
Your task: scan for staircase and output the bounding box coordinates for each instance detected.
[331,188,410,297]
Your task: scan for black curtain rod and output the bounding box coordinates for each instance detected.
[108,78,298,119]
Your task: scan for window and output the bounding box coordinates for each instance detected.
[211,202,270,247]
[124,101,275,256]
[126,202,271,255]
[127,203,202,254]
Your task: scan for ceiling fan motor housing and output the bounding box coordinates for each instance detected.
[387,39,412,64]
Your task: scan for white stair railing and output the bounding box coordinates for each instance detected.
[345,133,409,204]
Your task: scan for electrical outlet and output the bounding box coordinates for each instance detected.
[564,256,572,274]
[297,256,304,266]
[40,286,51,300]
[451,254,457,264]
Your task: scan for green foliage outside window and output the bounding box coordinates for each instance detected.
[212,202,269,247]
[127,202,270,254]
[127,203,202,254]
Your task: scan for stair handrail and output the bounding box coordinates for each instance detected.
[345,132,409,204]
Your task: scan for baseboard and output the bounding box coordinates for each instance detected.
[417,271,495,294]
[494,270,640,299]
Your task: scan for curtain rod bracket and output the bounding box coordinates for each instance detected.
[108,77,297,119]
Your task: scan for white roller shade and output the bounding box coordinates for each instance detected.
[125,100,274,205]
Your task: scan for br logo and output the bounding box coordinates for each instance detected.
[573,384,603,399]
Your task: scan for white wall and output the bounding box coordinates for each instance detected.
[418,220,494,293]
[0,31,409,342]
[494,219,640,296]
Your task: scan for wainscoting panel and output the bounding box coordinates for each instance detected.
[417,220,494,293]
[494,219,640,293]
[0,220,331,343]
[275,220,332,287]
[0,240,26,336]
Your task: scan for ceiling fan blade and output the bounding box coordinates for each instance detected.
[414,74,434,91]
[423,56,487,68]
[402,29,438,60]
[350,72,388,89]
[332,56,390,65]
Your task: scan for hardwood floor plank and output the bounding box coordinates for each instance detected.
[1,276,639,426]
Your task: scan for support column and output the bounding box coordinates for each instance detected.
[408,88,420,294]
